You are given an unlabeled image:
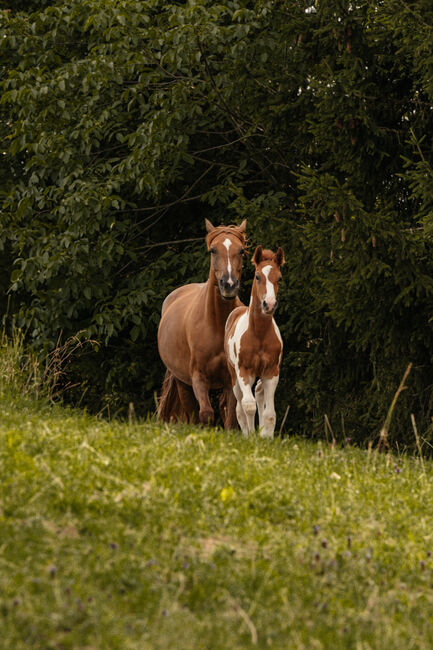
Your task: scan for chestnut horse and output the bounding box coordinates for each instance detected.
[224,245,285,438]
[157,219,247,427]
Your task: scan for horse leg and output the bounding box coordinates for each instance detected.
[259,376,279,438]
[236,372,256,436]
[176,379,199,423]
[255,380,265,432]
[220,387,238,430]
[191,372,214,425]
[232,381,248,435]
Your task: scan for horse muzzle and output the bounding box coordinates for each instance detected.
[262,299,277,315]
[219,277,239,300]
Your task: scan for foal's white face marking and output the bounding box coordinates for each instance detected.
[223,238,233,287]
[262,265,276,311]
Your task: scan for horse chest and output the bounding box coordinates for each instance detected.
[239,331,281,378]
[207,350,231,384]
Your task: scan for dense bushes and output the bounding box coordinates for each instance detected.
[2,0,433,443]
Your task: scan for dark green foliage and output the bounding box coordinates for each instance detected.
[2,0,433,444]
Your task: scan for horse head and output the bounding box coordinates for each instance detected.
[251,245,285,315]
[205,219,247,300]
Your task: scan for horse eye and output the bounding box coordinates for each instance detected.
[210,248,216,254]
[255,274,260,281]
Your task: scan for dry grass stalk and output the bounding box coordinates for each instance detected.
[377,362,413,452]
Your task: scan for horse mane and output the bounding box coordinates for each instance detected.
[258,249,275,263]
[206,224,249,251]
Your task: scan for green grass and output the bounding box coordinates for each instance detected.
[1,339,433,648]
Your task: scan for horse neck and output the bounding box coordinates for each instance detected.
[248,281,274,338]
[204,267,233,327]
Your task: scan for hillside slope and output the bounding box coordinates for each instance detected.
[1,380,433,648]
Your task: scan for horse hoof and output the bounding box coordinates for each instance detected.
[199,409,214,425]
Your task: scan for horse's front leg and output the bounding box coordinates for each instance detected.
[191,372,214,425]
[176,379,199,423]
[259,376,279,438]
[232,380,248,435]
[236,371,256,436]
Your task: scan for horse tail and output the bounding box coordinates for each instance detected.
[157,369,186,422]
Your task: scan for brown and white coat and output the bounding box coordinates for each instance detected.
[224,246,284,438]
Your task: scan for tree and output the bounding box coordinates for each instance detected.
[1,0,433,443]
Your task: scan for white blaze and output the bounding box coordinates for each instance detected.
[262,265,276,308]
[223,238,233,286]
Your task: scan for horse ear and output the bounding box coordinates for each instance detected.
[205,218,215,233]
[252,245,263,266]
[238,219,247,233]
[275,247,285,267]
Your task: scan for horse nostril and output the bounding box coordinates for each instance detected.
[221,278,237,291]
[263,300,268,310]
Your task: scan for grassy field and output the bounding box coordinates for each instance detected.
[1,341,433,648]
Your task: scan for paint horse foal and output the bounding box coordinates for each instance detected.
[158,219,247,427]
[225,246,284,438]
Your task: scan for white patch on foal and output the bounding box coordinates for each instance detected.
[223,238,233,286]
[227,311,248,385]
[227,312,255,436]
[273,319,283,366]
[262,264,276,309]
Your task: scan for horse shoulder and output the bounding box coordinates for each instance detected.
[225,308,249,369]
[161,283,205,316]
[225,305,247,337]
[272,320,283,354]
[257,320,283,378]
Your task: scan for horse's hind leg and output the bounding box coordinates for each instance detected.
[220,387,238,430]
[191,372,214,425]
[255,380,265,432]
[176,379,199,424]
